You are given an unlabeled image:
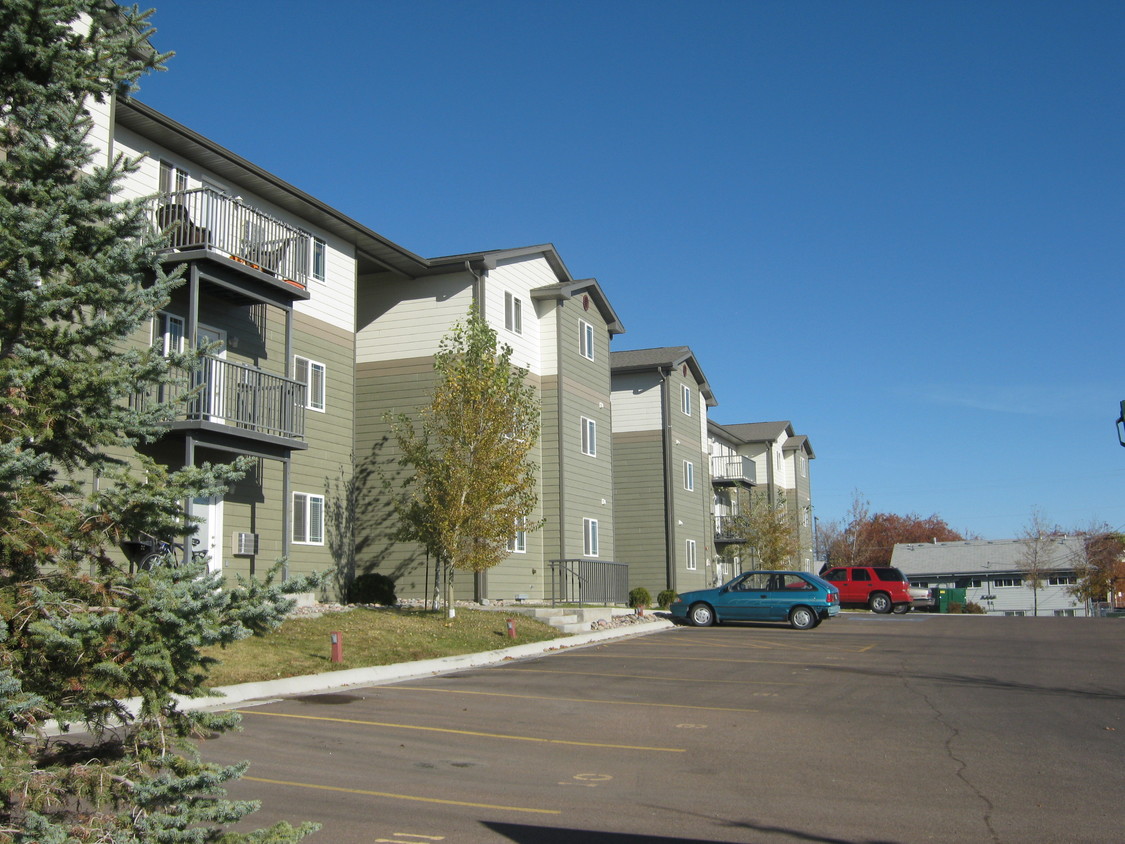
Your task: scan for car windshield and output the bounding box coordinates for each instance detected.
[874,567,907,582]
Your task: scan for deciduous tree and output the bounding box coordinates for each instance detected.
[724,489,800,570]
[0,3,318,840]
[389,310,541,617]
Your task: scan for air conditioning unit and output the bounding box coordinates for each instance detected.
[232,532,258,556]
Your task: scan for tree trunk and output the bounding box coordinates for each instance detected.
[446,563,456,619]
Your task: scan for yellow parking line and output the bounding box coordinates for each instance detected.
[501,667,801,686]
[569,653,856,668]
[385,686,758,714]
[241,709,685,752]
[241,776,560,815]
[630,638,874,654]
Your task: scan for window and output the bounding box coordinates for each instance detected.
[294,356,326,411]
[994,577,1022,587]
[579,320,594,360]
[504,292,522,334]
[159,160,187,194]
[681,384,692,416]
[154,312,184,355]
[507,520,527,553]
[292,492,324,544]
[1048,575,1077,586]
[853,569,871,581]
[581,417,596,456]
[800,454,808,477]
[311,237,326,282]
[583,518,598,557]
[959,578,984,588]
[683,460,694,491]
[1053,609,1076,617]
[686,539,697,570]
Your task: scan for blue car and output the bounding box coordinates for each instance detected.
[670,570,840,630]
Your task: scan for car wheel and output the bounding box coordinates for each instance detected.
[869,592,892,614]
[689,603,715,627]
[789,606,817,630]
[892,604,910,614]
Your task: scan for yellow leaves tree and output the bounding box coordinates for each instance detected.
[390,310,541,616]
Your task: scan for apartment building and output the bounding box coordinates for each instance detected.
[709,421,817,572]
[707,421,758,584]
[98,95,434,598]
[353,248,625,602]
[610,347,716,596]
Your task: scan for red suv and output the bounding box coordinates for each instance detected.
[820,566,913,614]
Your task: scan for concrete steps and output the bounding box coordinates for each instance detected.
[510,606,636,634]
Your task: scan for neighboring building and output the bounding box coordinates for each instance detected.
[610,347,716,596]
[890,538,1090,616]
[711,421,816,572]
[707,421,758,584]
[353,247,625,602]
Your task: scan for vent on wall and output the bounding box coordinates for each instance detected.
[232,532,258,556]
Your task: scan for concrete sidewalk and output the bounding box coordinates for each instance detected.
[175,616,677,714]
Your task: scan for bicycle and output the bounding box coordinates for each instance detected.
[137,536,207,570]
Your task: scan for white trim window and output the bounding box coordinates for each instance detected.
[683,460,694,491]
[294,355,326,411]
[311,237,326,282]
[994,577,1023,587]
[681,384,692,416]
[686,539,697,570]
[583,518,599,557]
[292,492,324,545]
[579,320,594,360]
[504,292,522,335]
[159,160,187,194]
[581,416,596,457]
[1048,575,1077,586]
[154,312,184,355]
[507,520,527,553]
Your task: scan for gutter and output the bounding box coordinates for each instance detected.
[659,366,675,591]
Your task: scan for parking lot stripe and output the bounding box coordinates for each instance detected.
[241,776,560,814]
[570,652,852,668]
[241,710,686,753]
[384,686,759,713]
[501,667,801,686]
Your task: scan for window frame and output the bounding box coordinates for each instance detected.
[505,291,523,335]
[507,520,527,553]
[681,384,692,416]
[581,416,597,457]
[683,459,694,491]
[579,319,594,360]
[154,312,185,356]
[294,355,326,412]
[311,237,327,283]
[686,539,697,570]
[292,492,325,545]
[583,518,599,557]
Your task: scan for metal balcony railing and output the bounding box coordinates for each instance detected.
[138,355,307,442]
[150,187,310,289]
[549,559,629,606]
[714,515,747,543]
[711,455,756,485]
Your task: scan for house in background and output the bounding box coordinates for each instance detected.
[890,538,1090,616]
[710,421,816,572]
[353,246,626,603]
[610,347,717,597]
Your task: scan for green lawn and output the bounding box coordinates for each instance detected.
[201,607,564,687]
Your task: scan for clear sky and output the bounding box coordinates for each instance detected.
[134,0,1125,539]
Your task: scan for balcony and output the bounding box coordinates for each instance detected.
[711,455,756,486]
[137,356,307,446]
[150,187,310,292]
[714,515,748,544]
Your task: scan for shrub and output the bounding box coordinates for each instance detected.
[350,572,398,605]
[628,587,652,609]
[948,601,963,614]
[964,601,986,614]
[656,589,677,609]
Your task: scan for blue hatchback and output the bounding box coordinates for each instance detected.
[670,570,840,630]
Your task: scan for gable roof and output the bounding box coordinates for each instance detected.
[719,421,794,443]
[610,346,716,406]
[890,537,1086,577]
[782,434,815,459]
[531,278,625,335]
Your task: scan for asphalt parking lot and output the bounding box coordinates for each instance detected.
[202,614,1125,843]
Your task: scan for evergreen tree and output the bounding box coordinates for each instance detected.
[389,310,541,617]
[1,3,318,840]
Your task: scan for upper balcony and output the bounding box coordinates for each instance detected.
[149,188,311,298]
[711,455,756,487]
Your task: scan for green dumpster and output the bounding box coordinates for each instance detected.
[934,587,967,613]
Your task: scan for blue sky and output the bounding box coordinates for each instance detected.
[136,0,1125,538]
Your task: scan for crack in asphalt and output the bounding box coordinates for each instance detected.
[900,658,1000,844]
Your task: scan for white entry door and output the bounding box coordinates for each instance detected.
[191,495,224,575]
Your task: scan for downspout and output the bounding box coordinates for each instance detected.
[555,300,566,569]
[466,261,486,601]
[659,367,675,592]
